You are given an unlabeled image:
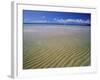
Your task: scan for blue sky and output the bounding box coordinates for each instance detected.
[23,10,91,26]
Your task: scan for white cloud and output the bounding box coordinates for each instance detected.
[56,18,90,24]
[30,20,48,23]
[29,18,90,24]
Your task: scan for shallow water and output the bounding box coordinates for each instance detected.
[23,24,91,69]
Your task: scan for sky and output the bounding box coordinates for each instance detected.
[23,10,91,26]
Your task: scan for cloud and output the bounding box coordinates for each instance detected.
[29,20,48,23]
[26,18,90,25]
[56,18,90,24]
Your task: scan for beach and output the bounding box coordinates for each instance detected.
[23,24,91,69]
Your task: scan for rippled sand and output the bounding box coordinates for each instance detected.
[23,24,91,69]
